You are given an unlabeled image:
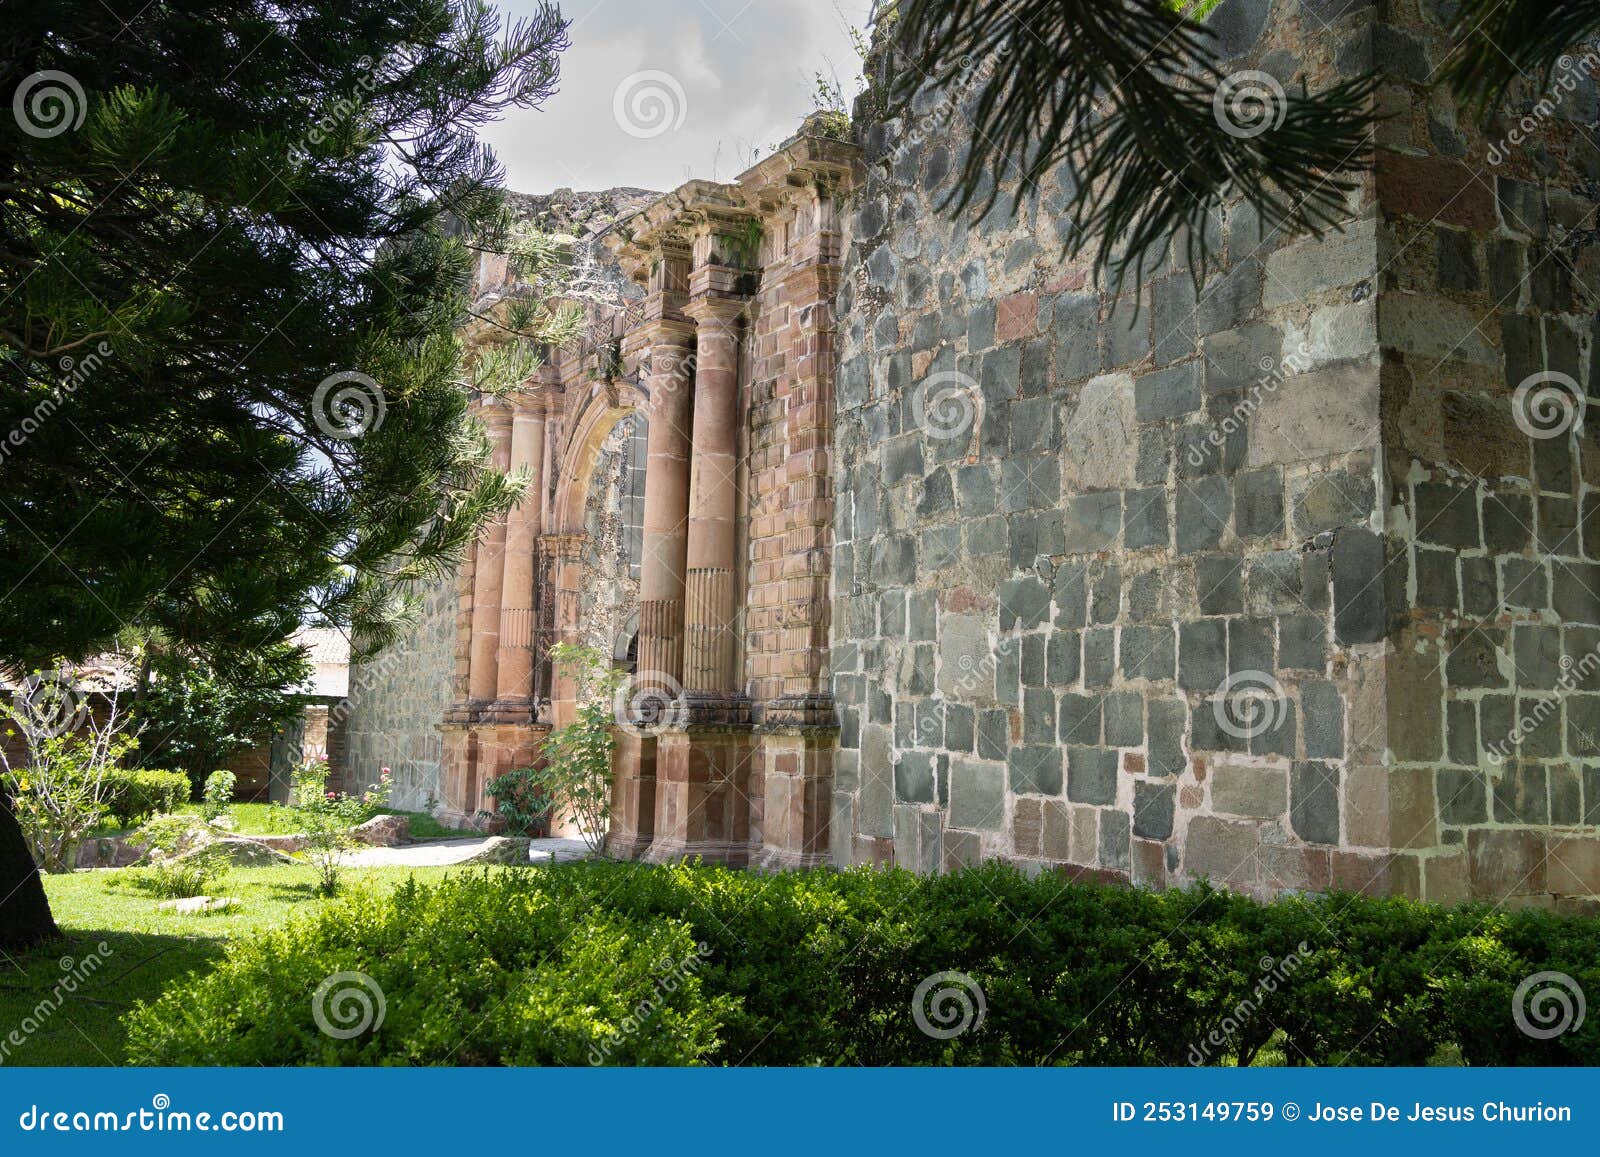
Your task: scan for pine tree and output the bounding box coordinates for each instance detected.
[0,0,574,947]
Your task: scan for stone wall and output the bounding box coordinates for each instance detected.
[340,574,457,812]
[827,0,1600,905]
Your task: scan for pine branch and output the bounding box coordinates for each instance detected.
[877,0,1378,284]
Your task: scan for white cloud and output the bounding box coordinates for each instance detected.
[482,0,874,195]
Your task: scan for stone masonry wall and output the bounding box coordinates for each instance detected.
[828,0,1600,904]
[341,573,457,812]
[1372,2,1600,906]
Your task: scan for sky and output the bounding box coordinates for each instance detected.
[483,0,875,197]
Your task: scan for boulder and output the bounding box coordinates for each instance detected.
[352,813,411,847]
[76,837,145,868]
[250,834,306,854]
[157,896,239,915]
[464,836,532,865]
[186,838,298,867]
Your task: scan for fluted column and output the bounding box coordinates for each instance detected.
[681,299,744,702]
[492,391,549,717]
[467,401,514,708]
[634,324,697,689]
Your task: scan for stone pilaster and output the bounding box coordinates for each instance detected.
[467,401,514,709]
[490,387,551,721]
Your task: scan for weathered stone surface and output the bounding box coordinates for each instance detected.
[352,813,411,847]
[465,836,533,865]
[1212,764,1287,818]
[1183,817,1260,885]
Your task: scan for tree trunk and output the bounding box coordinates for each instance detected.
[0,793,58,950]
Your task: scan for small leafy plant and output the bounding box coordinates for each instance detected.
[501,644,625,853]
[200,769,236,821]
[290,758,390,895]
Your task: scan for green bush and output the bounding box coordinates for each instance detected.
[125,874,731,1065]
[103,768,191,827]
[124,862,1600,1066]
[126,847,230,900]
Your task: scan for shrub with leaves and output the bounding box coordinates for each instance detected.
[200,769,236,821]
[102,768,191,827]
[290,758,391,896]
[500,644,625,852]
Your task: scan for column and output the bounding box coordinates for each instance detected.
[681,299,745,706]
[633,325,697,690]
[467,401,514,708]
[608,321,695,858]
[492,391,549,718]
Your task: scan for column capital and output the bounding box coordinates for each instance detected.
[682,295,748,327]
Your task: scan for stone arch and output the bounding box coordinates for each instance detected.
[545,384,649,711]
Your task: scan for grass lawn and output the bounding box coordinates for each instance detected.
[0,864,464,1066]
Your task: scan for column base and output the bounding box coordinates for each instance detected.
[439,720,549,830]
[651,726,754,865]
[754,725,837,871]
[607,730,657,860]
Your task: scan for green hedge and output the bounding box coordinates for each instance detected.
[103,768,191,827]
[125,861,1600,1066]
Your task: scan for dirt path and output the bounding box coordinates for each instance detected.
[339,836,592,867]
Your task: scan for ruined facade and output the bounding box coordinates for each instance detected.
[344,0,1600,906]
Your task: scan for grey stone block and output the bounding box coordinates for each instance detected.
[1332,526,1388,645]
[1133,781,1176,840]
[1212,764,1287,818]
[1058,692,1102,745]
[1179,619,1227,691]
[949,758,1005,830]
[1100,809,1132,871]
[1104,691,1145,746]
[1176,477,1230,554]
[1289,761,1340,845]
[1135,362,1202,421]
[1301,680,1345,759]
[1121,624,1176,681]
[895,751,935,804]
[1066,747,1118,804]
[1009,746,1063,795]
[977,708,1010,761]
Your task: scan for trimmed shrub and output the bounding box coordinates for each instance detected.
[103,768,191,827]
[125,875,731,1066]
[124,862,1600,1066]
